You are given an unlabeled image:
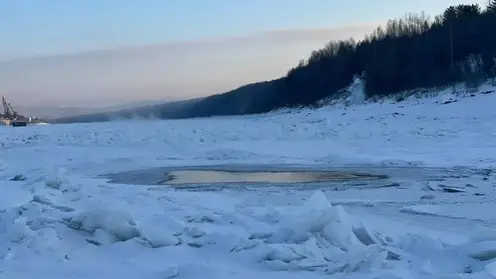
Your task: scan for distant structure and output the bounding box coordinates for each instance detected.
[1,96,46,127]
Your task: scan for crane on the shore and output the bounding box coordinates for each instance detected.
[1,96,27,126]
[2,96,17,118]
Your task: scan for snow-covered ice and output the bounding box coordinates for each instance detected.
[2,86,496,278]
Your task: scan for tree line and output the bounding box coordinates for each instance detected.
[282,1,496,107]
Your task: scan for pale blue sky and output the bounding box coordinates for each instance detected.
[0,0,488,112]
[0,0,486,59]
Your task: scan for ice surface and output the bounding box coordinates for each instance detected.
[401,203,496,221]
[1,84,496,278]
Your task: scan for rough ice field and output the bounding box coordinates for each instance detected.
[1,85,496,278]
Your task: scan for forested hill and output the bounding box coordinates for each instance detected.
[280,2,496,107]
[54,2,496,124]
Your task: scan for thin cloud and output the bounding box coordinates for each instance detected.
[0,24,377,108]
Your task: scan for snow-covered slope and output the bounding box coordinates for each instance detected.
[1,86,496,279]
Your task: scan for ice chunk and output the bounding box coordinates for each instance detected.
[184,226,205,238]
[150,215,185,236]
[230,239,260,252]
[353,223,388,246]
[321,206,363,251]
[267,227,310,244]
[470,228,496,243]
[158,266,179,279]
[92,228,117,245]
[305,190,332,211]
[396,233,444,254]
[264,246,306,263]
[140,224,179,248]
[328,244,387,274]
[420,260,434,275]
[467,241,496,261]
[65,209,140,242]
[6,216,34,243]
[485,259,496,278]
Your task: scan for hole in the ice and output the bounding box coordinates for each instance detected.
[102,164,475,187]
[159,170,388,185]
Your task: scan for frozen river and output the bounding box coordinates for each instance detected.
[2,87,496,279]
